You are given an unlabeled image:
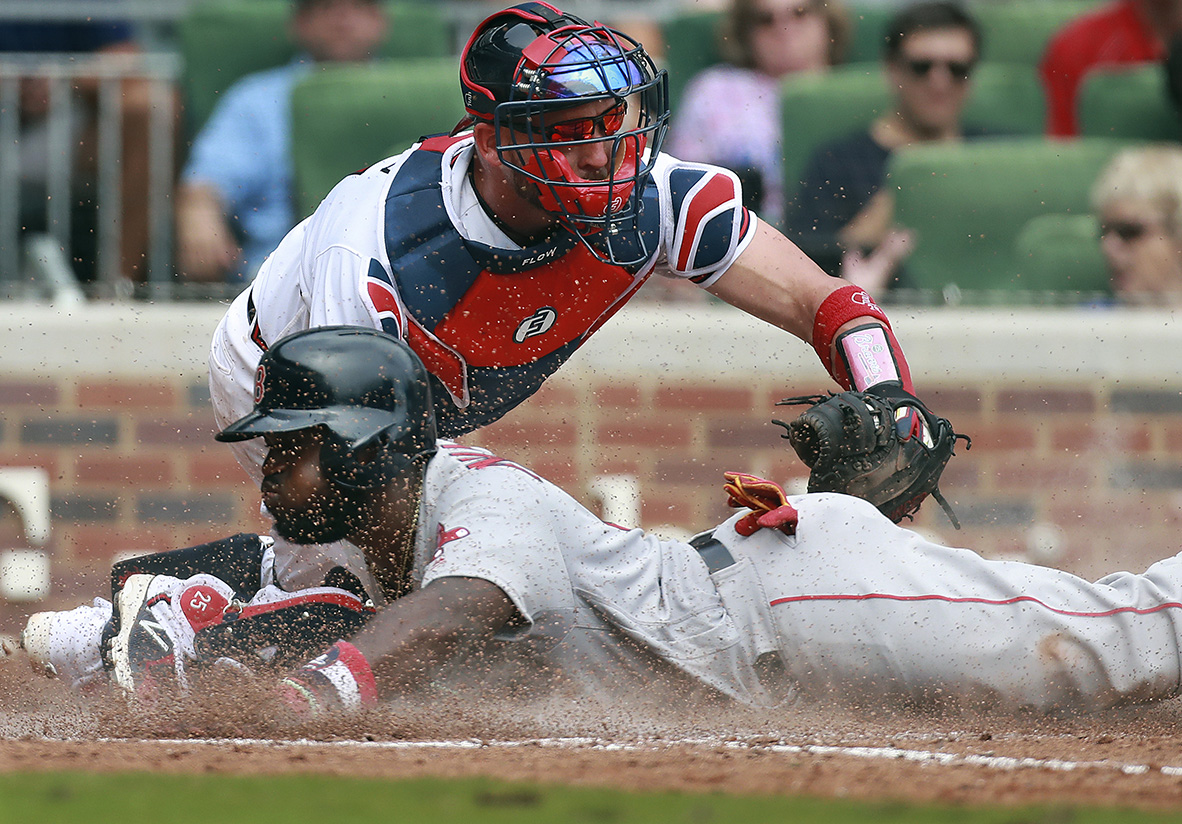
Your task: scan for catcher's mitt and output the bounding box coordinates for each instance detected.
[774,387,970,527]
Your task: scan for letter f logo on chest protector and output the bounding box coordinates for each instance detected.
[514,307,558,342]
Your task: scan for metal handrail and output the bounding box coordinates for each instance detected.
[0,51,180,296]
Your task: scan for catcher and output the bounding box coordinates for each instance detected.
[15,327,1182,718]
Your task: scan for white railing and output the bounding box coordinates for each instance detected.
[0,50,180,298]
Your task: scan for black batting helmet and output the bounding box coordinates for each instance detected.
[216,327,437,489]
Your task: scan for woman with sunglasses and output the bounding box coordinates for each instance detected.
[1091,144,1182,305]
[784,1,1003,296]
[667,0,851,222]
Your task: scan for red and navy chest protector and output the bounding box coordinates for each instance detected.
[364,135,750,437]
[368,135,653,437]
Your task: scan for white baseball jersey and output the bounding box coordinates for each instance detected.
[34,440,1182,713]
[409,441,1182,713]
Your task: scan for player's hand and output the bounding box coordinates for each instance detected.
[175,184,240,282]
[276,641,379,722]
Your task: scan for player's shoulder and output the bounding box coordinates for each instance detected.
[310,145,418,219]
[423,441,553,513]
[430,441,545,482]
[651,152,753,278]
[653,152,744,215]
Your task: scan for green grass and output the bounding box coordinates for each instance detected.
[1,773,1180,824]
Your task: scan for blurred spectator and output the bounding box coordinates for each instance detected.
[783,1,997,293]
[667,0,851,220]
[1090,144,1182,304]
[1041,0,1182,138]
[0,14,150,283]
[176,0,388,284]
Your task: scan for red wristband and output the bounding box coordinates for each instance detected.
[811,285,913,392]
[278,640,378,719]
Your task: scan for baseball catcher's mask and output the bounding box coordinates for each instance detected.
[216,327,438,489]
[460,2,669,265]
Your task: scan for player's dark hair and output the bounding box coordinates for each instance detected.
[882,1,981,62]
[723,0,852,71]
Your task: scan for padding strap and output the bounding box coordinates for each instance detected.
[836,323,907,393]
[811,285,913,393]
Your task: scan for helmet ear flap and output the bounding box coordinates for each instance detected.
[319,431,414,491]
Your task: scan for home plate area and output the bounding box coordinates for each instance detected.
[3,660,1182,813]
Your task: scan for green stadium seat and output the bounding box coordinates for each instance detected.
[962,63,1045,136]
[1012,212,1110,297]
[1078,64,1182,141]
[780,65,890,207]
[290,58,466,217]
[889,137,1131,299]
[781,63,1044,207]
[971,0,1103,66]
[660,10,725,111]
[178,0,453,139]
[845,4,897,63]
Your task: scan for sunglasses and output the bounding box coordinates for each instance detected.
[903,58,975,82]
[1100,221,1153,243]
[751,4,818,27]
[538,102,627,143]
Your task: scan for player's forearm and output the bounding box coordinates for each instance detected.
[707,219,913,392]
[346,576,515,696]
[706,219,834,340]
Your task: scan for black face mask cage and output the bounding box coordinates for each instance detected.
[488,25,670,265]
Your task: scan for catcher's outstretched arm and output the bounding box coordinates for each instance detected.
[706,219,914,394]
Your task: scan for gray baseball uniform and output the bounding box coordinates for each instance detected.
[28,440,1182,713]
[411,441,1182,713]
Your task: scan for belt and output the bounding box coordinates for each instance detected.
[690,531,736,574]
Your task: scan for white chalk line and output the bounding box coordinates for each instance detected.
[89,736,1182,778]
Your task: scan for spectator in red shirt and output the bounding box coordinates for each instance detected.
[1040,0,1182,137]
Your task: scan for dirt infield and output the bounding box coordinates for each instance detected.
[4,656,1182,812]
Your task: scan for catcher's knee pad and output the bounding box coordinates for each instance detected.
[110,533,272,602]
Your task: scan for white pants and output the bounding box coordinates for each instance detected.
[719,494,1182,713]
[208,302,386,604]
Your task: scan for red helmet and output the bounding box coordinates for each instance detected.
[460,2,669,264]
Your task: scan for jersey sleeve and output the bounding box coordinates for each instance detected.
[302,162,413,340]
[653,154,758,288]
[417,455,579,635]
[306,245,401,335]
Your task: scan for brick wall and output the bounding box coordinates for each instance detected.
[1,302,1181,635]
